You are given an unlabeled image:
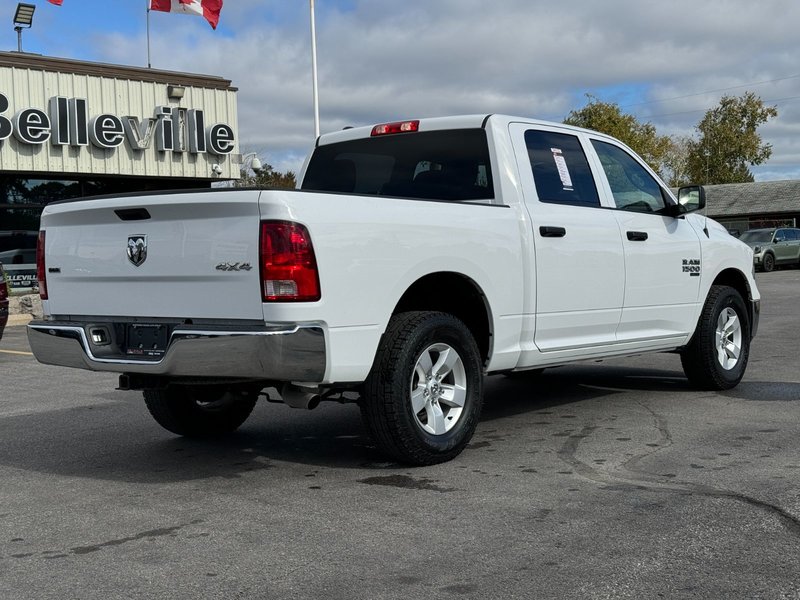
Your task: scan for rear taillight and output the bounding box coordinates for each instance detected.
[371,120,419,136]
[259,221,320,302]
[36,230,48,300]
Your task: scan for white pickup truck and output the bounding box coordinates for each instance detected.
[28,115,760,465]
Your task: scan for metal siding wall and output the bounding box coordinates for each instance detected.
[0,65,239,180]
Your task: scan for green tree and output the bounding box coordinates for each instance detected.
[661,135,693,187]
[564,94,672,178]
[686,92,777,184]
[237,161,297,189]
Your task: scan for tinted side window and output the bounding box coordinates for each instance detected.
[524,130,599,207]
[592,140,666,213]
[782,229,799,241]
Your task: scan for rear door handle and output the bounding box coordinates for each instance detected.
[540,226,567,238]
[627,231,648,241]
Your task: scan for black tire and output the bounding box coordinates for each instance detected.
[762,253,775,272]
[361,311,484,465]
[143,385,259,437]
[680,285,750,390]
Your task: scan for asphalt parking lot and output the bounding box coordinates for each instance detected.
[1,271,799,600]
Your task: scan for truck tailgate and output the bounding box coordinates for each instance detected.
[41,190,264,320]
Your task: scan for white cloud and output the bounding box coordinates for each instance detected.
[90,0,800,178]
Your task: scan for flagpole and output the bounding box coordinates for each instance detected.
[146,0,152,68]
[310,0,320,138]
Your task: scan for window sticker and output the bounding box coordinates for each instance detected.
[550,148,574,191]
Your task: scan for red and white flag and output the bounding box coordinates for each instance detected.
[47,0,63,5]
[150,0,224,30]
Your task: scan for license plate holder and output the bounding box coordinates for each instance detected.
[125,323,168,358]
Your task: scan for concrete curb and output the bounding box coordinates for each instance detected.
[5,294,42,327]
[7,314,33,327]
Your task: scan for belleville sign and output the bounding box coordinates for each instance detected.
[0,91,235,156]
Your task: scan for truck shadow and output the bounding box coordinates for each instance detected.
[0,367,795,482]
[481,365,692,422]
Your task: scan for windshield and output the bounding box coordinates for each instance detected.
[301,129,494,202]
[739,230,774,244]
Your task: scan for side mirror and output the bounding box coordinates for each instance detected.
[666,185,706,217]
[677,185,706,212]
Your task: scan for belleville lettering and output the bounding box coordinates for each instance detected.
[0,92,234,156]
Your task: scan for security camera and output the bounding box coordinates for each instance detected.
[211,163,223,175]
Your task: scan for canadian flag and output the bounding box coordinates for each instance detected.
[150,0,224,30]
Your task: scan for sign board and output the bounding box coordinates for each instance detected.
[0,92,235,156]
[4,265,38,292]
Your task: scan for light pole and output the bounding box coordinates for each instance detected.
[13,3,36,53]
[241,152,263,176]
[237,152,263,187]
[310,0,320,138]
[227,153,264,188]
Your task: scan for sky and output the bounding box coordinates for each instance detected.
[2,0,800,180]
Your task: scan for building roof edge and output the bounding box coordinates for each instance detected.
[0,52,236,91]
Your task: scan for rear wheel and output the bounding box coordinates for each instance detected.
[143,385,259,437]
[361,311,483,465]
[680,285,750,390]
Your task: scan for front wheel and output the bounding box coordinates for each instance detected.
[143,385,259,437]
[680,285,750,390]
[762,253,775,272]
[361,311,484,465]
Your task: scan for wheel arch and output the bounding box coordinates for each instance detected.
[711,267,756,330]
[391,272,493,363]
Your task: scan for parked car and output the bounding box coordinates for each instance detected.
[739,227,800,272]
[0,248,37,265]
[0,263,8,341]
[0,231,38,263]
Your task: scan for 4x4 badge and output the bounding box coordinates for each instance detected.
[127,235,147,267]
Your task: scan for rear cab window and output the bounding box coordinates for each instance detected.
[301,129,494,203]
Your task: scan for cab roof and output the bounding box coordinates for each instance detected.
[316,114,614,146]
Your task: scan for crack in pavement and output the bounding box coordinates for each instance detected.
[558,416,800,537]
[620,399,674,474]
[2,519,205,561]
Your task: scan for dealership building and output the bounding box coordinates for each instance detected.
[702,180,800,236]
[0,51,239,290]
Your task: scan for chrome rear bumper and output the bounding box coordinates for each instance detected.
[27,320,326,382]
